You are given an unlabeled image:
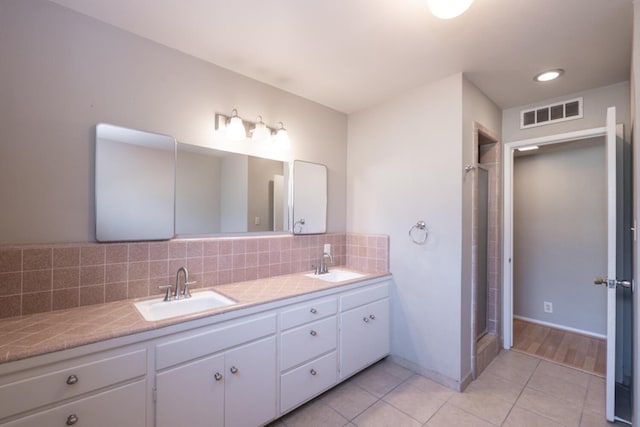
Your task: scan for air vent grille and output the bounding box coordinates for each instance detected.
[520,97,583,129]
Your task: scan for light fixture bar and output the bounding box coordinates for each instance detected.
[517,146,540,152]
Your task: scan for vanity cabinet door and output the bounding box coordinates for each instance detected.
[225,336,277,427]
[156,353,225,427]
[339,298,390,379]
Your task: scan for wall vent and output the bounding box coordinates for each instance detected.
[520,97,583,129]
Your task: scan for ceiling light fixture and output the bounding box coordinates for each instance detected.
[534,69,564,82]
[427,0,474,19]
[517,146,539,152]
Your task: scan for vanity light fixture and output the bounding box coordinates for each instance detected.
[226,109,247,141]
[534,69,564,82]
[274,122,291,148]
[251,115,272,142]
[427,0,474,19]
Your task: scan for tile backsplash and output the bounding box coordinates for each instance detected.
[0,233,388,319]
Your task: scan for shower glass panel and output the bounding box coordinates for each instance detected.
[476,166,489,339]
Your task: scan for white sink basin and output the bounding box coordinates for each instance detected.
[304,269,367,283]
[134,290,236,321]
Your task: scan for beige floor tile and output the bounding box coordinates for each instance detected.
[527,370,588,407]
[350,366,406,398]
[375,358,414,381]
[382,381,447,423]
[516,387,582,427]
[486,350,539,385]
[321,382,378,420]
[425,403,496,427]
[402,374,455,401]
[535,360,591,388]
[352,400,421,427]
[579,410,615,427]
[465,371,524,405]
[448,388,513,425]
[583,376,605,417]
[281,399,349,427]
[503,406,564,427]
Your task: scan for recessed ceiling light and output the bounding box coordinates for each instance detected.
[534,69,564,82]
[427,0,474,19]
[517,146,539,152]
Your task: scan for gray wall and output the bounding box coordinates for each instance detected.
[513,138,607,335]
[347,74,501,387]
[247,157,284,232]
[0,0,347,244]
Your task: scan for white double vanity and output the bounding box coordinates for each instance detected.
[0,274,390,427]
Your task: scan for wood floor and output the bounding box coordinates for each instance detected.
[513,318,606,377]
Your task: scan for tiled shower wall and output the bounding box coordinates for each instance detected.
[0,233,389,319]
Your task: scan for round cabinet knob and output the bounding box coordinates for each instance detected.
[310,330,317,336]
[369,314,376,320]
[214,372,223,381]
[230,366,239,374]
[310,369,317,376]
[310,308,317,314]
[363,317,370,323]
[66,374,79,385]
[66,414,78,425]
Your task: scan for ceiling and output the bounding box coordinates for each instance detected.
[48,0,633,114]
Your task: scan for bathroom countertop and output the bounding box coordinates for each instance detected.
[0,269,390,365]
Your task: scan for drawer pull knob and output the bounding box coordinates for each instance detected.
[310,330,317,336]
[369,314,376,320]
[230,366,239,374]
[214,372,223,381]
[66,375,79,385]
[66,414,78,425]
[310,308,317,314]
[310,369,317,376]
[363,317,370,323]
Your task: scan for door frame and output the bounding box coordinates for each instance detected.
[502,126,607,349]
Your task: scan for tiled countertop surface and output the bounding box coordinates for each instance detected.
[0,269,389,365]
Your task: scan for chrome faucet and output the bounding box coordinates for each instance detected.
[175,267,193,299]
[315,252,334,275]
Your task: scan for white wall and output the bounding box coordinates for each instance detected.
[348,74,465,385]
[0,0,347,244]
[513,139,607,335]
[502,82,630,143]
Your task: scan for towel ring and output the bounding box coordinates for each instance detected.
[409,221,428,245]
[293,218,305,234]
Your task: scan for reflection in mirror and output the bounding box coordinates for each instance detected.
[292,160,327,234]
[95,124,176,242]
[175,143,289,235]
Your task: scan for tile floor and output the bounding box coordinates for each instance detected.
[271,350,625,427]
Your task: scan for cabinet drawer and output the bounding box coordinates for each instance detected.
[1,379,146,427]
[280,297,337,330]
[156,313,276,370]
[0,349,146,420]
[280,351,337,414]
[280,316,337,371]
[340,282,389,312]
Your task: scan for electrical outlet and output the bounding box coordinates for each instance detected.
[544,301,553,313]
[324,243,331,255]
[254,216,261,225]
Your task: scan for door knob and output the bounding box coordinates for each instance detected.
[594,277,632,289]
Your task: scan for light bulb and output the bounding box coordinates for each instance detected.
[274,122,290,148]
[251,116,272,142]
[226,109,246,141]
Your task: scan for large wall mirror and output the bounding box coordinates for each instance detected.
[95,124,328,241]
[175,143,289,235]
[292,160,327,234]
[95,123,176,242]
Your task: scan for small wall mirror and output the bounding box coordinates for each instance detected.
[292,160,327,234]
[175,143,289,235]
[95,124,176,242]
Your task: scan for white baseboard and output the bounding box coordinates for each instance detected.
[514,315,606,339]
